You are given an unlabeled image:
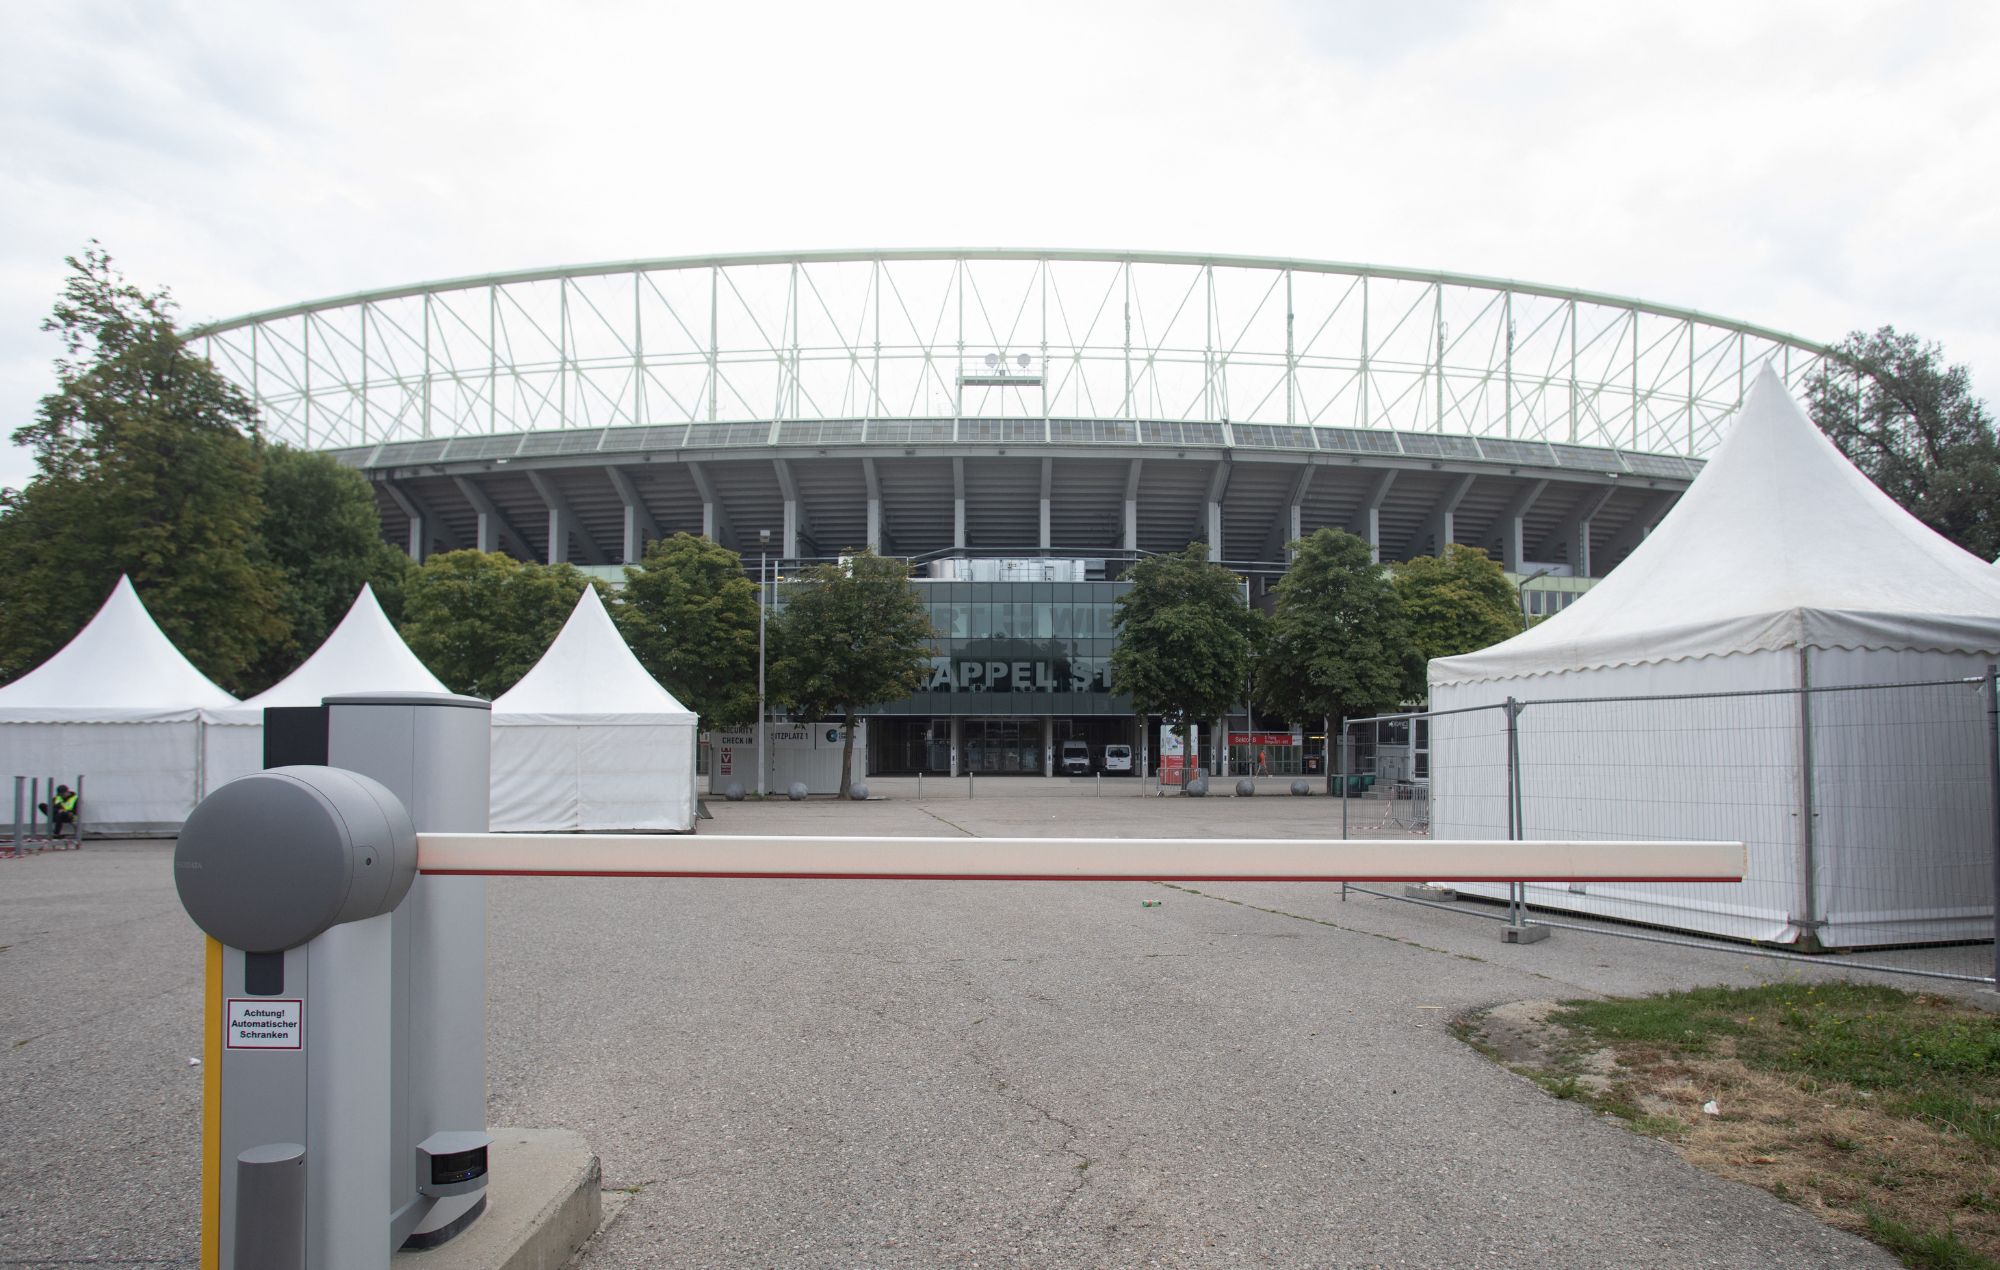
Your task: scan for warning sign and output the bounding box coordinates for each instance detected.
[227,999,303,1050]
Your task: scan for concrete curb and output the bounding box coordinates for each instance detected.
[394,1127,601,1270]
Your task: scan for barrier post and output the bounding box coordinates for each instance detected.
[10,775,21,852]
[1501,697,1546,944]
[72,774,84,842]
[323,693,493,1251]
[1987,666,1999,989]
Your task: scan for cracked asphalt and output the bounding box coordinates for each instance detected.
[4,783,1972,1266]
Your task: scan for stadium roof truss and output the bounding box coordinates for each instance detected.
[192,250,1830,459]
[188,251,1835,576]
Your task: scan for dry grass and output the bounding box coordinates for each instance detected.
[1458,986,2000,1269]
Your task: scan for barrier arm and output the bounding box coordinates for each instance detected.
[416,835,1746,884]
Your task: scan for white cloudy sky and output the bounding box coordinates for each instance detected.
[3,0,1996,490]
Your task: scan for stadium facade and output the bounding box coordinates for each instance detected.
[192,250,1835,777]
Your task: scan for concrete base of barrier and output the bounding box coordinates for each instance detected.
[1502,924,1551,944]
[395,1127,607,1270]
[1403,885,1457,902]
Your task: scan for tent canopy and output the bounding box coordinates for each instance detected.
[490,587,696,832]
[0,575,236,721]
[493,586,693,724]
[210,584,446,722]
[1431,366,2000,688]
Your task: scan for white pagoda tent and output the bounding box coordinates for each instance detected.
[490,586,697,832]
[200,584,448,793]
[0,575,237,833]
[1428,366,2000,947]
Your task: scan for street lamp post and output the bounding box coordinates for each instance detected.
[757,528,771,798]
[1517,567,1553,630]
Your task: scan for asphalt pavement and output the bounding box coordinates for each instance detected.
[0,784,1943,1267]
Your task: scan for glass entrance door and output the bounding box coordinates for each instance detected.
[962,719,1043,774]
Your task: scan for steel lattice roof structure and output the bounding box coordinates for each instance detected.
[190,250,1835,577]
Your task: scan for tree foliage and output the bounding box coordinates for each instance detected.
[1109,544,1258,782]
[1807,326,2000,560]
[768,551,936,796]
[1257,529,1412,782]
[0,247,288,693]
[1391,543,1521,697]
[616,533,760,729]
[400,550,601,698]
[249,444,413,691]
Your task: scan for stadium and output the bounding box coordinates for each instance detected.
[189,250,1835,778]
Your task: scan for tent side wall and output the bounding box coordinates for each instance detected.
[0,719,204,835]
[490,718,697,832]
[1805,648,1996,947]
[1430,650,1807,945]
[200,721,264,797]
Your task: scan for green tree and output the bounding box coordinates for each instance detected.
[1807,327,2000,559]
[615,532,760,729]
[1109,544,1257,790]
[1256,529,1413,789]
[249,444,413,690]
[0,246,287,692]
[767,550,935,797]
[1391,544,1522,698]
[400,550,601,698]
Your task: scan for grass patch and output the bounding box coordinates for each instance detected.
[1467,983,2000,1270]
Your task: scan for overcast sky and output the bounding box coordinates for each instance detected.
[3,0,1996,490]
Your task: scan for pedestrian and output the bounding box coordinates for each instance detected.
[38,784,79,837]
[1256,748,1270,777]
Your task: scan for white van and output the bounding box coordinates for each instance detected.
[1059,740,1092,775]
[1101,744,1133,774]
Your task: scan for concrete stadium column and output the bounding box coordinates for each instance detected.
[1123,459,1142,554]
[863,458,883,553]
[782,498,799,560]
[686,460,732,548]
[606,467,660,565]
[383,481,454,563]
[528,471,607,565]
[1534,485,1616,579]
[952,457,967,551]
[1348,469,1398,564]
[546,506,569,565]
[1038,458,1052,551]
[1496,479,1547,573]
[1419,474,1475,558]
[1205,462,1229,562]
[476,513,498,554]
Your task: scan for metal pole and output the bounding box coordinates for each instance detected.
[1986,665,1999,987]
[757,548,768,799]
[11,775,21,852]
[31,777,40,840]
[968,766,975,799]
[1506,698,1523,926]
[1797,649,1820,948]
[1339,720,1350,841]
[73,774,82,841]
[917,772,923,800]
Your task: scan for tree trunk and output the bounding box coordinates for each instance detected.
[839,711,857,798]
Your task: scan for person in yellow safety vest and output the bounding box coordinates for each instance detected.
[38,784,78,836]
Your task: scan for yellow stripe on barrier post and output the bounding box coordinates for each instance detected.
[201,936,222,1270]
[415,834,1747,884]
